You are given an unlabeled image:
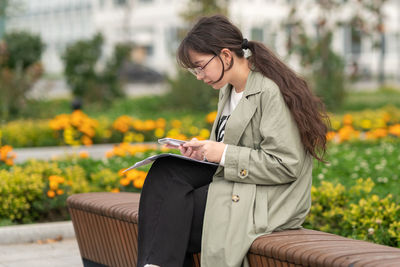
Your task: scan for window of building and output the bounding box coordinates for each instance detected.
[251,27,264,43]
[344,26,362,55]
[114,0,127,5]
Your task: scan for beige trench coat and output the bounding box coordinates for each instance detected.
[200,70,313,267]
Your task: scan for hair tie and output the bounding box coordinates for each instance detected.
[241,38,249,50]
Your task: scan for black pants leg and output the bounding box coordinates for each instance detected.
[136,156,218,267]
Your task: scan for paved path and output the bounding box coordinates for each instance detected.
[0,238,82,267]
[13,143,116,163]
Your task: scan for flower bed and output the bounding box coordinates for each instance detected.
[2,106,399,148]
[0,140,399,248]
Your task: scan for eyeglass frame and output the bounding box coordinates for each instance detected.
[188,55,216,76]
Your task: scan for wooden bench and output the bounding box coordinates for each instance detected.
[67,192,400,267]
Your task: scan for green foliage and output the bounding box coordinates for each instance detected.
[286,24,346,111]
[0,167,45,223]
[341,88,400,112]
[2,31,44,70]
[305,178,400,247]
[313,141,400,200]
[180,0,229,25]
[309,33,346,110]
[0,31,44,120]
[165,69,218,112]
[62,34,127,103]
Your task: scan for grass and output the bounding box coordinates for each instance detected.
[313,140,400,202]
[339,87,400,113]
[11,95,210,122]
[6,85,400,122]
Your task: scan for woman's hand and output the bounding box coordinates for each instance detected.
[182,139,226,163]
[164,138,203,160]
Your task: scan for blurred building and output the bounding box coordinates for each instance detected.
[4,0,400,82]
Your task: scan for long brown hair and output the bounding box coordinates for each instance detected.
[177,15,328,162]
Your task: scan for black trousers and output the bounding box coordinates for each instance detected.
[137,156,218,267]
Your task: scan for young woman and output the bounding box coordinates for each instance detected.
[137,15,328,267]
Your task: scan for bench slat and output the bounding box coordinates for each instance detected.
[67,192,400,267]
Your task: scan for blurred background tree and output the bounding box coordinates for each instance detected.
[0,31,44,121]
[166,0,229,112]
[284,0,390,111]
[62,34,130,105]
[352,0,389,85]
[284,0,346,111]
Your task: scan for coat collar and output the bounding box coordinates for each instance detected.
[210,70,262,143]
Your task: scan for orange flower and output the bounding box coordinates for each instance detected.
[56,189,64,195]
[171,119,182,129]
[389,124,400,137]
[206,111,218,124]
[111,188,120,193]
[155,118,166,128]
[343,114,353,125]
[120,178,131,186]
[49,181,59,190]
[326,131,336,142]
[133,178,145,189]
[47,190,56,198]
[79,151,89,158]
[81,135,93,146]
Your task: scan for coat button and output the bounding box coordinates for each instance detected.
[232,195,240,202]
[240,169,247,177]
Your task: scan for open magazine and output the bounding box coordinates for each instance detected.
[123,153,218,173]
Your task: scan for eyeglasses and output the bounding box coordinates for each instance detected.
[188,55,216,76]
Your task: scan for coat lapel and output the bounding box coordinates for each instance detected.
[222,70,261,146]
[213,71,262,177]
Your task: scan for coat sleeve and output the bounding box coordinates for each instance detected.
[223,83,307,185]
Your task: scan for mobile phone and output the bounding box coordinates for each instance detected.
[158,138,187,147]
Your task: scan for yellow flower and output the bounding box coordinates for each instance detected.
[123,132,134,143]
[199,129,210,139]
[360,119,372,129]
[154,128,165,138]
[189,126,199,135]
[133,133,145,143]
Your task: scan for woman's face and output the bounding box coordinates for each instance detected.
[188,50,229,90]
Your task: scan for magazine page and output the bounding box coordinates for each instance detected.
[123,153,218,173]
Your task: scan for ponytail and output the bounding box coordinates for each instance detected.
[247,41,329,162]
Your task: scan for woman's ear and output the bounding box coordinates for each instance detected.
[220,48,232,66]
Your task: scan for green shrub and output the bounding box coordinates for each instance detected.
[62,34,128,104]
[165,69,218,112]
[0,167,44,223]
[305,178,400,247]
[0,31,44,120]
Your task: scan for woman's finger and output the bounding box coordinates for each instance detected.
[183,140,204,148]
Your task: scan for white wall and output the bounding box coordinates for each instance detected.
[5,0,400,81]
